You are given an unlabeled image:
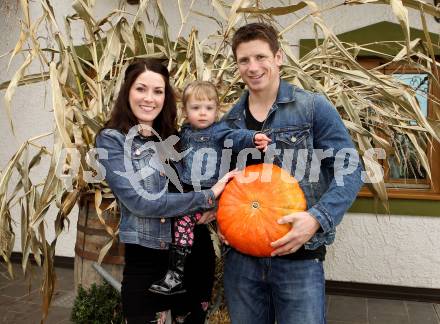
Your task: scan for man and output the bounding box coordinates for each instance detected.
[220,23,363,324]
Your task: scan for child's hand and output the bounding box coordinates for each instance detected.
[254,133,271,152]
[157,311,168,324]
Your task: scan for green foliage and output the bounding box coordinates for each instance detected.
[71,282,123,324]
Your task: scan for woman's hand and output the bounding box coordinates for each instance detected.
[211,169,239,198]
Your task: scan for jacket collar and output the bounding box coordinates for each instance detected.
[226,79,296,120]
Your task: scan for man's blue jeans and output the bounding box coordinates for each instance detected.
[224,249,326,324]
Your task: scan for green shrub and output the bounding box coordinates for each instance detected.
[71,282,123,324]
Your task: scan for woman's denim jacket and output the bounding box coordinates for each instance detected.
[222,79,364,250]
[95,128,216,250]
[179,122,256,188]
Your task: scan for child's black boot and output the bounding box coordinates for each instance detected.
[149,244,190,295]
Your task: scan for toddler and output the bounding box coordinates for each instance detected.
[149,81,270,295]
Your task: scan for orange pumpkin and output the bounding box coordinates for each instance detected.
[217,163,306,257]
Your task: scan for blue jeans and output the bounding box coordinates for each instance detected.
[224,249,326,324]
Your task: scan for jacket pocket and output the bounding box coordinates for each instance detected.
[137,217,156,238]
[270,125,312,181]
[272,125,310,150]
[137,217,172,242]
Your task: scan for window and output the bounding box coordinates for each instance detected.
[358,58,440,200]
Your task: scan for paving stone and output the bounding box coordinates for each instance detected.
[8,263,26,279]
[434,304,440,322]
[368,298,407,315]
[17,289,43,304]
[54,275,74,291]
[52,290,75,308]
[16,289,74,308]
[0,292,16,306]
[0,282,39,298]
[369,312,410,324]
[0,266,23,285]
[0,271,13,285]
[23,270,44,287]
[6,300,41,314]
[327,295,368,323]
[55,267,75,280]
[2,305,71,324]
[328,321,365,324]
[406,301,439,324]
[1,310,41,324]
[57,319,73,324]
[43,305,71,324]
[0,263,43,284]
[0,264,42,287]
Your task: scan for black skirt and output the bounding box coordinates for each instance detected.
[121,224,216,323]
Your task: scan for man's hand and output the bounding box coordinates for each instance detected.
[217,226,229,245]
[270,211,321,256]
[254,133,271,152]
[197,210,216,224]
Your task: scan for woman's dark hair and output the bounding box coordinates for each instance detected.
[103,58,177,139]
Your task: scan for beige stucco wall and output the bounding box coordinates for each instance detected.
[1,0,439,288]
[326,213,440,288]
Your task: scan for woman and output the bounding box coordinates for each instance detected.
[95,59,232,323]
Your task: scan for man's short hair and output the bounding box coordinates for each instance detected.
[232,23,280,59]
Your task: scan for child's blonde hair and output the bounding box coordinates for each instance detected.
[182,81,219,108]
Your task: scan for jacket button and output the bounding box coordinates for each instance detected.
[160,218,166,223]
[160,241,166,249]
[135,149,141,156]
[290,136,297,142]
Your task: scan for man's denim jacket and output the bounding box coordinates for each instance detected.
[222,79,364,250]
[95,128,216,249]
[179,122,257,188]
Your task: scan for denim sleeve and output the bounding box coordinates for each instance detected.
[307,95,364,233]
[95,129,216,218]
[214,122,256,153]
